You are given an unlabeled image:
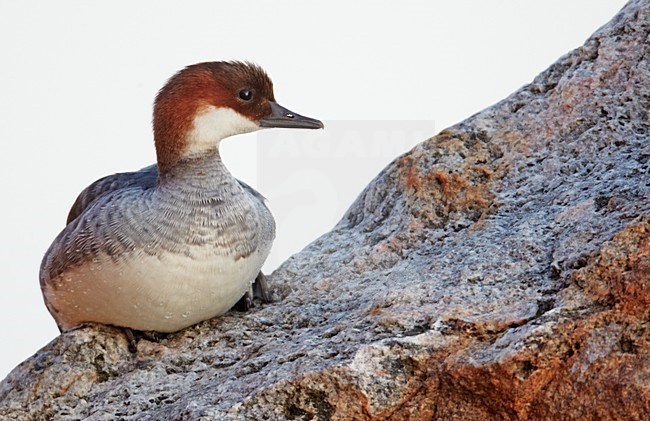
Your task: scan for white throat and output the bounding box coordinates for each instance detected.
[186,105,260,154]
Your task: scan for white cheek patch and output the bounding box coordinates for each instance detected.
[186,106,260,154]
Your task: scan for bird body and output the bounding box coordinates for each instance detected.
[40,62,323,332]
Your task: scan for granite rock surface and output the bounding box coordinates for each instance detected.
[1,0,649,419]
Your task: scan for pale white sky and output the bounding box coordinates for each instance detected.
[0,1,627,379]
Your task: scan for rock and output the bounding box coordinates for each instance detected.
[1,0,649,419]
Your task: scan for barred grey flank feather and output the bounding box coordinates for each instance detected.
[40,149,275,293]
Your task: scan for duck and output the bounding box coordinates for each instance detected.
[39,61,323,338]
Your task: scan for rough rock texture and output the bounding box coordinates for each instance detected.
[2,1,649,419]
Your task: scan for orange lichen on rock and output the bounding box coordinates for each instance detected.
[400,153,496,228]
[573,216,650,318]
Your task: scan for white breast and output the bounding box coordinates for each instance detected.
[44,244,267,332]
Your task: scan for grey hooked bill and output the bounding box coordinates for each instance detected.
[259,102,324,129]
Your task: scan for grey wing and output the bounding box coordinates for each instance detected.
[46,170,267,285]
[66,164,158,223]
[42,164,158,286]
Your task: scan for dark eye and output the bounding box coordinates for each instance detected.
[239,89,253,101]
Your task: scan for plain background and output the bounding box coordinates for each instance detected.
[0,1,627,380]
